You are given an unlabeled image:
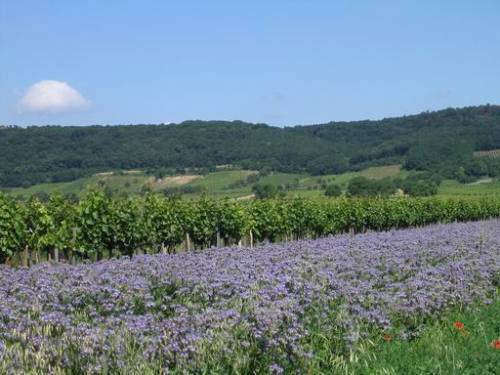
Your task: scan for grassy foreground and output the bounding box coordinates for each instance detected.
[343,298,500,374]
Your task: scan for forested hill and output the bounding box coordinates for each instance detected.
[2,105,500,188]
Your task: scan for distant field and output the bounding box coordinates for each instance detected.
[438,179,500,196]
[301,165,405,185]
[9,173,150,197]
[151,175,201,188]
[473,149,500,159]
[188,170,256,192]
[7,170,259,199]
[6,164,500,199]
[287,165,407,197]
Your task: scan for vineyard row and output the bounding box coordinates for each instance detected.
[2,192,500,265]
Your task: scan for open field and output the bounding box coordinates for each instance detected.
[298,165,405,187]
[285,165,408,197]
[8,173,150,197]
[438,179,500,196]
[4,166,397,199]
[188,170,256,192]
[1,220,498,373]
[6,164,500,200]
[474,149,500,159]
[149,174,201,189]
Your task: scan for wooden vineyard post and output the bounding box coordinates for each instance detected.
[185,232,192,251]
[249,230,253,248]
[22,246,29,267]
[216,230,222,248]
[54,248,59,263]
[70,227,78,265]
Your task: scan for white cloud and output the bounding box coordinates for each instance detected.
[18,80,90,114]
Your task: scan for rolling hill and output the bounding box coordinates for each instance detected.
[2,105,500,188]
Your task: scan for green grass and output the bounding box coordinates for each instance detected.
[9,173,150,198]
[300,165,406,187]
[342,165,408,183]
[438,179,500,196]
[286,165,408,198]
[287,189,326,198]
[345,298,500,374]
[258,172,308,186]
[188,170,256,192]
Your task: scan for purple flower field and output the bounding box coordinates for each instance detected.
[1,220,499,373]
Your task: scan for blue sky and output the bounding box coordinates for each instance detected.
[1,0,500,126]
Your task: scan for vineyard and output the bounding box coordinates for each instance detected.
[3,191,500,265]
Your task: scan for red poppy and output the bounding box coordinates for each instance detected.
[453,321,465,330]
[383,334,393,342]
[491,339,500,350]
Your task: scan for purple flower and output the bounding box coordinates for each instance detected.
[0,219,499,372]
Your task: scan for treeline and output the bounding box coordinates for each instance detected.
[343,172,441,197]
[247,172,440,199]
[3,105,500,188]
[3,192,500,266]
